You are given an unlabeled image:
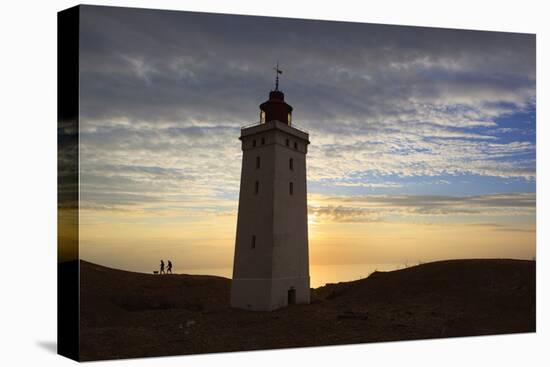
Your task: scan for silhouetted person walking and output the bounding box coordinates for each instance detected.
[160,260,165,274]
[167,260,173,274]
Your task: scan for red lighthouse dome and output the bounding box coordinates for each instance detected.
[259,63,293,125]
[259,90,293,125]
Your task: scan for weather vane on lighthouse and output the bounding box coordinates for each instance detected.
[274,61,282,91]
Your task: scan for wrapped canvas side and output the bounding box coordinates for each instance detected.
[57,5,80,361]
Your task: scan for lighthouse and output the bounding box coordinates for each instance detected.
[231,66,310,311]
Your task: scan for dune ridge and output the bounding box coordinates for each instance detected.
[78,258,535,361]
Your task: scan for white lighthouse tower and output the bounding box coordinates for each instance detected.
[231,67,310,311]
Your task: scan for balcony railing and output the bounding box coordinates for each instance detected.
[240,121,309,135]
[240,121,263,130]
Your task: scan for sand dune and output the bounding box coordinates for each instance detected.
[78,259,535,361]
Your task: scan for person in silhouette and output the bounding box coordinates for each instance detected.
[160,260,165,274]
[167,260,173,274]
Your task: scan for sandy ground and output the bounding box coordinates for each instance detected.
[78,259,535,361]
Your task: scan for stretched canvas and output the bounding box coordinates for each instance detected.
[58,4,536,361]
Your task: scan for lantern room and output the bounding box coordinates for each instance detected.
[259,90,293,125]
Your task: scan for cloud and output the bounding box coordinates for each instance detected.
[76,6,536,215]
[310,205,382,223]
[464,222,535,233]
[309,192,535,222]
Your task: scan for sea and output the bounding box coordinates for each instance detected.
[176,263,403,288]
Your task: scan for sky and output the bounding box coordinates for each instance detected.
[74,5,536,283]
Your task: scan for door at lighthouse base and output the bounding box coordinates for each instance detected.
[287,288,296,305]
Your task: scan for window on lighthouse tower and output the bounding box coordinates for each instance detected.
[288,112,292,125]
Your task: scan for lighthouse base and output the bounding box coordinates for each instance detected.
[231,276,310,311]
